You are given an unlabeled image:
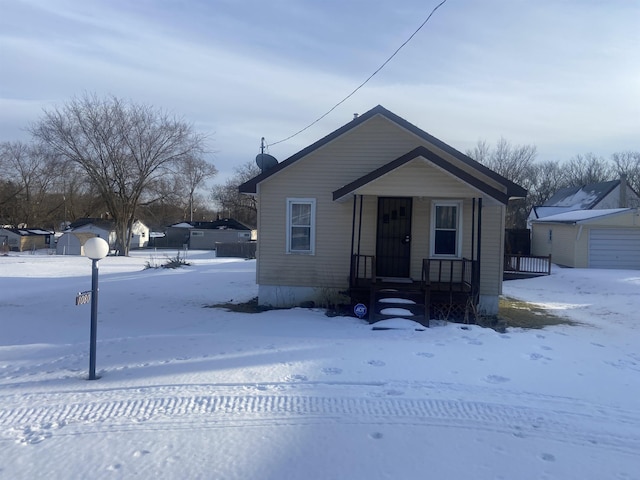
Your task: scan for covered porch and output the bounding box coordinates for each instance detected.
[344,194,483,325]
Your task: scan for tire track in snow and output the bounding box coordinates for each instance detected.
[1,387,640,453]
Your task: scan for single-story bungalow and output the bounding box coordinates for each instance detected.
[163,219,253,249]
[239,105,526,321]
[531,208,640,269]
[65,218,149,250]
[0,227,54,252]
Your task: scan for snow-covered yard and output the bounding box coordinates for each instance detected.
[1,250,639,479]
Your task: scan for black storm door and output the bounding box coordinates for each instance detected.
[376,197,412,278]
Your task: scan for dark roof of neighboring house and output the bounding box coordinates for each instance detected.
[542,180,620,209]
[239,104,527,199]
[170,219,252,231]
[0,227,53,236]
[67,218,148,231]
[530,208,633,224]
[67,218,115,231]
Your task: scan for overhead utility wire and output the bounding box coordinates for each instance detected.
[268,0,449,147]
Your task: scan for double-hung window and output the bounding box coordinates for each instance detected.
[286,198,316,254]
[431,201,462,257]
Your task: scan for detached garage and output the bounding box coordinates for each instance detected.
[531,208,640,269]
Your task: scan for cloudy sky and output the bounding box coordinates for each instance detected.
[1,0,638,181]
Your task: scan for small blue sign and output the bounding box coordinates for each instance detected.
[354,303,367,319]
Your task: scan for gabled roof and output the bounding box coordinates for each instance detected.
[239,105,526,199]
[169,219,252,231]
[530,208,633,224]
[68,218,115,231]
[332,146,510,204]
[67,218,148,232]
[543,180,620,209]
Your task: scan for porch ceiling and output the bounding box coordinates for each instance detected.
[332,146,509,204]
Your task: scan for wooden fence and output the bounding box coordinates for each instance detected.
[504,254,552,275]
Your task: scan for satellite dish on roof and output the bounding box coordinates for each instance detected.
[256,153,278,172]
[256,137,278,172]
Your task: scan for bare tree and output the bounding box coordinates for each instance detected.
[30,93,208,255]
[560,153,613,186]
[467,138,537,228]
[528,160,566,206]
[611,151,640,194]
[211,161,260,228]
[176,156,218,222]
[0,141,58,227]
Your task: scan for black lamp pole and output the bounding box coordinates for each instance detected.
[89,258,100,380]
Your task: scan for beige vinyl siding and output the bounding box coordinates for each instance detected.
[479,204,505,295]
[357,159,481,199]
[544,224,577,267]
[256,113,508,293]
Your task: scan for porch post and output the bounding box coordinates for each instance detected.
[471,198,476,261]
[357,195,363,260]
[476,198,482,295]
[350,195,356,282]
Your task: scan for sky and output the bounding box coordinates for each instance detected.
[1,0,639,184]
[1,250,639,478]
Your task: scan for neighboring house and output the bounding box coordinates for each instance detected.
[239,105,526,320]
[56,232,98,256]
[530,208,640,269]
[65,218,149,251]
[163,219,253,249]
[528,177,640,228]
[0,227,54,252]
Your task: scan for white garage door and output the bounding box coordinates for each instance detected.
[589,228,640,269]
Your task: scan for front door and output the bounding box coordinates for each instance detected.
[376,197,412,278]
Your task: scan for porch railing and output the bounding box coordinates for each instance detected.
[504,254,552,275]
[351,254,376,287]
[422,258,478,293]
[351,254,479,292]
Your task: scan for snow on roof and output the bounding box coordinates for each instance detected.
[170,222,194,228]
[531,208,632,223]
[543,180,618,209]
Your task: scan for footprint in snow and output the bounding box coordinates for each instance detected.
[591,342,605,348]
[540,453,556,462]
[485,374,510,384]
[321,367,343,375]
[529,353,544,360]
[367,360,386,367]
[384,389,405,396]
[416,352,434,358]
[286,374,308,382]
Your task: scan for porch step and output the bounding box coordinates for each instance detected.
[369,285,429,328]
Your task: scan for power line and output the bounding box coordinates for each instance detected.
[268,0,450,147]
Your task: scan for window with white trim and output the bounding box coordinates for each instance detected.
[430,201,462,257]
[286,198,316,254]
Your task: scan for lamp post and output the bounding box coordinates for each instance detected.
[84,237,109,380]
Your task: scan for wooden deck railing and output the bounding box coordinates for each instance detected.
[504,254,552,275]
[422,258,478,293]
[351,254,375,287]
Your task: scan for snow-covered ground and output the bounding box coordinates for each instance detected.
[1,250,639,480]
